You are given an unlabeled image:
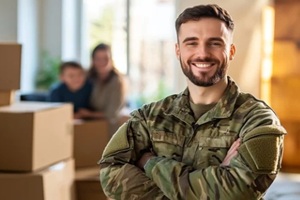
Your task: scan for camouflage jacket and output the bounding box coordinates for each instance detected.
[99,77,286,200]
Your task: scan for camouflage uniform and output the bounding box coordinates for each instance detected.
[99,77,286,200]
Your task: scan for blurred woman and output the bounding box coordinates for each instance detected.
[77,43,126,132]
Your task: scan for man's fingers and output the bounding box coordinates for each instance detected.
[222,150,238,166]
[221,138,241,166]
[227,138,241,154]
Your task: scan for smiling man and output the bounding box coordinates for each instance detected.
[99,4,286,200]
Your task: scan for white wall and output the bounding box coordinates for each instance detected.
[62,0,81,61]
[0,0,18,41]
[175,0,272,97]
[0,0,82,92]
[0,0,36,92]
[18,0,39,92]
[39,0,63,58]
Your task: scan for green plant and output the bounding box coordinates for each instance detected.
[35,51,61,91]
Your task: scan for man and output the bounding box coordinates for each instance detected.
[99,4,286,200]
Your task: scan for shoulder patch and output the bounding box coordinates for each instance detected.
[102,123,130,157]
[239,126,285,174]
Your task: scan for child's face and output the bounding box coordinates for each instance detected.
[60,67,86,91]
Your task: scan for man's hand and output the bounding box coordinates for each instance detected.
[221,138,241,166]
[137,152,155,170]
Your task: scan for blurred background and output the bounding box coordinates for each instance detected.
[1,0,300,178]
[1,0,300,199]
[0,0,276,104]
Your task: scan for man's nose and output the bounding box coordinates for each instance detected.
[195,45,210,58]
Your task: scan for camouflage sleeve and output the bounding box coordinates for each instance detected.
[99,109,169,200]
[143,109,286,200]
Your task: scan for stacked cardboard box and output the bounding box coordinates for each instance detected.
[0,102,75,200]
[73,114,130,169]
[0,43,129,199]
[73,119,110,199]
[0,43,75,200]
[0,43,21,106]
[73,119,110,169]
[0,159,75,200]
[0,90,15,106]
[0,102,73,171]
[75,167,107,200]
[73,115,130,199]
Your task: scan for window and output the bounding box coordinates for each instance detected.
[83,0,176,108]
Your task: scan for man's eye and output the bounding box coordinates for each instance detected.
[187,42,197,46]
[210,42,222,47]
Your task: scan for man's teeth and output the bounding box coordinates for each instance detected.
[194,63,211,68]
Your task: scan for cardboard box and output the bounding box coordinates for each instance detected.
[75,167,107,200]
[0,43,21,90]
[0,102,73,172]
[0,90,15,106]
[74,119,109,168]
[0,159,75,200]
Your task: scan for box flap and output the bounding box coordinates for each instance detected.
[0,102,71,113]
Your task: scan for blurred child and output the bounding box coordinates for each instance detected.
[48,61,93,119]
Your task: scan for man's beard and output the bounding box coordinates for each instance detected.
[180,57,227,87]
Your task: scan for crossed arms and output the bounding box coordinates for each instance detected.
[99,112,285,200]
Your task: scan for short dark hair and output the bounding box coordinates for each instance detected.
[175,4,234,36]
[59,61,83,74]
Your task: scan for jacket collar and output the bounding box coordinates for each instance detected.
[165,76,240,125]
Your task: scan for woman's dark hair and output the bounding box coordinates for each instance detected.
[91,43,111,59]
[175,4,234,37]
[88,43,118,82]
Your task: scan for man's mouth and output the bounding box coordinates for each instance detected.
[192,63,213,68]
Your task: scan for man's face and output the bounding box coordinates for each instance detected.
[175,18,235,87]
[60,67,85,91]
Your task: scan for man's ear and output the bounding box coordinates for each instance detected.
[229,44,236,60]
[175,43,180,60]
